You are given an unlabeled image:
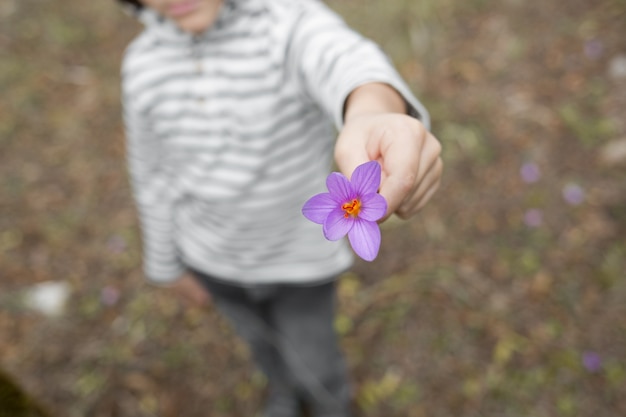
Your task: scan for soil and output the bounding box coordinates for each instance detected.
[1,0,625,416]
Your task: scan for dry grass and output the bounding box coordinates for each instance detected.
[1,0,625,416]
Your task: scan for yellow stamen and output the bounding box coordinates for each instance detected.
[342,199,361,218]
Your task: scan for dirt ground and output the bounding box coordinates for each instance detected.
[1,0,625,416]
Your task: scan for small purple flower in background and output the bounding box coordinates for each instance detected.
[562,183,585,206]
[582,351,602,373]
[584,39,604,60]
[302,161,387,261]
[107,235,127,254]
[524,208,543,228]
[101,286,120,306]
[520,162,541,183]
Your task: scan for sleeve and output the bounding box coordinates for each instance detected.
[121,69,186,285]
[287,0,430,130]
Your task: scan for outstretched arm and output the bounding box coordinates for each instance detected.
[336,82,443,220]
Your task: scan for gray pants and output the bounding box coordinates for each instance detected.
[193,272,352,417]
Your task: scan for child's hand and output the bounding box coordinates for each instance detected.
[336,83,442,221]
[169,272,211,307]
[335,113,442,220]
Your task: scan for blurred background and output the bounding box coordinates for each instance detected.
[1,0,625,416]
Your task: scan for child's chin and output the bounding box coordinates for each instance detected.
[176,15,214,34]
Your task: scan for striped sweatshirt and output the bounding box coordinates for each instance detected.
[121,0,430,285]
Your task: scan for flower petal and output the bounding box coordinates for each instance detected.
[358,193,387,221]
[347,218,381,261]
[351,161,382,196]
[326,172,354,202]
[302,193,337,224]
[323,209,353,241]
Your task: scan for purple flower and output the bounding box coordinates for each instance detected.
[584,39,604,60]
[302,161,387,261]
[520,162,541,184]
[582,351,602,373]
[101,286,120,306]
[524,208,543,228]
[107,235,127,254]
[562,183,585,206]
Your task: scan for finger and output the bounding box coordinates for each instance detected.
[392,132,441,216]
[396,157,443,218]
[415,132,442,184]
[334,131,373,180]
[378,122,426,216]
[415,175,442,212]
[397,155,442,215]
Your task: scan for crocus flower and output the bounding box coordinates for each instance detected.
[106,235,127,254]
[562,183,585,206]
[302,161,387,261]
[101,286,121,306]
[524,208,543,228]
[584,39,604,60]
[520,162,541,184]
[582,351,602,373]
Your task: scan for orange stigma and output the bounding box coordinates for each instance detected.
[342,199,361,218]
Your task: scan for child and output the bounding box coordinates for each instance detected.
[117,0,442,416]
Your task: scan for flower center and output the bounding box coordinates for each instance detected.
[342,199,361,218]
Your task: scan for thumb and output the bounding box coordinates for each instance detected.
[334,122,377,180]
[378,170,414,219]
